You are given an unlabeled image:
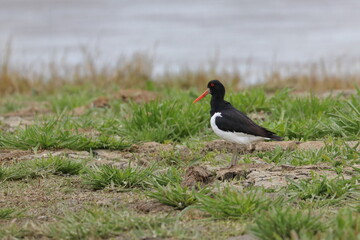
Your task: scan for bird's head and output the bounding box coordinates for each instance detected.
[193,80,225,103]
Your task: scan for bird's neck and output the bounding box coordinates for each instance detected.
[210,94,226,114]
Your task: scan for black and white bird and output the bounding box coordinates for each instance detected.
[193,80,282,166]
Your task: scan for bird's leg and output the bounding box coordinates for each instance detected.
[229,143,239,167]
[248,143,256,152]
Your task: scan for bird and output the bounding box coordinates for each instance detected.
[193,80,282,167]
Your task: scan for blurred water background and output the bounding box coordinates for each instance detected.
[1,0,360,83]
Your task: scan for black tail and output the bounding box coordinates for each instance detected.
[270,134,283,141]
[264,128,283,141]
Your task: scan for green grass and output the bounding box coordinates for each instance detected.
[0,85,359,239]
[122,98,209,142]
[0,115,131,150]
[320,96,360,138]
[251,207,326,240]
[325,208,360,240]
[195,187,283,219]
[150,167,183,186]
[1,87,359,148]
[0,156,85,181]
[255,140,360,166]
[147,183,211,210]
[286,175,360,201]
[0,208,21,219]
[45,207,177,240]
[82,164,155,190]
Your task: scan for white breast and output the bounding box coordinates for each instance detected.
[210,112,268,145]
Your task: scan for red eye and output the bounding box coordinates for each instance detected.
[210,83,215,87]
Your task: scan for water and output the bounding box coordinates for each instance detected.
[1,0,360,81]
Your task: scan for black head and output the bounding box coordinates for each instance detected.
[193,79,226,103]
[207,80,225,97]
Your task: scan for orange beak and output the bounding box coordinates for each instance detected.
[193,89,210,103]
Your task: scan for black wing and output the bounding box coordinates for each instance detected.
[215,106,282,140]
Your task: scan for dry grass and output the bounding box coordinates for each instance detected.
[262,62,360,92]
[1,44,359,95]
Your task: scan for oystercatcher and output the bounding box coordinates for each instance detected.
[193,80,282,166]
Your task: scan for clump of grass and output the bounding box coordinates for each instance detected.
[0,117,90,150]
[0,156,85,181]
[147,183,210,210]
[82,164,154,190]
[195,187,282,219]
[122,98,209,142]
[0,116,131,150]
[286,175,360,201]
[150,167,183,186]
[269,94,344,140]
[49,87,102,112]
[321,96,360,139]
[0,208,21,219]
[35,157,85,176]
[325,208,360,240]
[250,207,326,240]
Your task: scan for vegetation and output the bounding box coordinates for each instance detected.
[0,54,359,239]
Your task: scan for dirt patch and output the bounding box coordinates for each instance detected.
[0,116,34,132]
[0,149,91,165]
[297,141,326,150]
[2,105,52,118]
[129,142,173,153]
[202,140,248,153]
[0,150,32,163]
[70,90,157,116]
[91,96,111,108]
[114,89,157,103]
[182,166,214,187]
[216,163,359,189]
[93,150,141,168]
[72,128,101,138]
[0,176,136,221]
[71,106,88,116]
[134,200,174,214]
[255,141,300,151]
[298,141,360,151]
